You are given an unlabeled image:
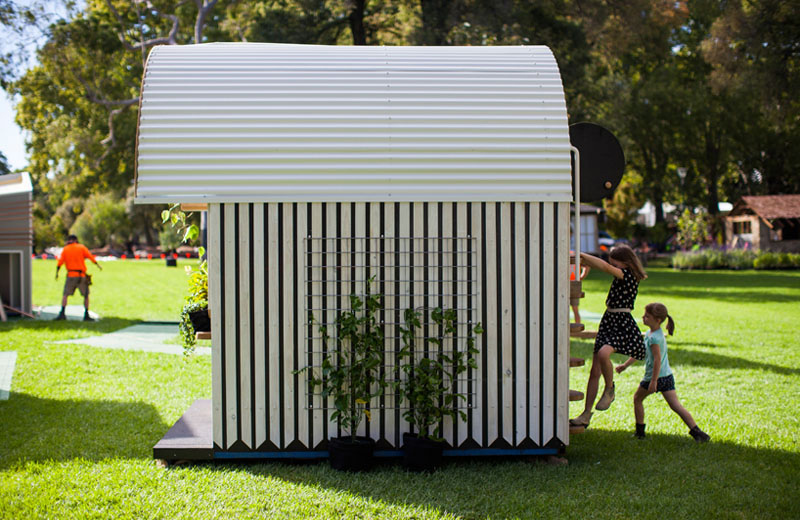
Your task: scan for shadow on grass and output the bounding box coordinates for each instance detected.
[0,392,168,469]
[584,269,800,304]
[191,428,798,518]
[571,339,799,376]
[0,317,140,335]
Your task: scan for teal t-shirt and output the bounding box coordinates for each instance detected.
[643,328,672,381]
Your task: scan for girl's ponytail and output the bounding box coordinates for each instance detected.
[665,314,675,336]
[645,302,675,335]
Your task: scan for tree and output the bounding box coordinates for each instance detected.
[0,150,10,174]
[701,0,800,194]
[10,1,222,249]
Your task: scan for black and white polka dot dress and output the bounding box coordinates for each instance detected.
[595,268,645,359]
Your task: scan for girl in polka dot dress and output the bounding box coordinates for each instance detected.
[570,245,646,428]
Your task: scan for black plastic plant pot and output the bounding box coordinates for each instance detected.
[328,436,376,472]
[188,308,210,333]
[402,432,445,472]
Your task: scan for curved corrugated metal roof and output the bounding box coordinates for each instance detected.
[135,43,572,204]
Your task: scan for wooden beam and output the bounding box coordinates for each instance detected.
[180,203,208,212]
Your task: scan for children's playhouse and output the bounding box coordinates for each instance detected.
[134,43,582,460]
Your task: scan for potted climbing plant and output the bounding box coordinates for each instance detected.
[396,307,482,472]
[178,252,208,354]
[300,284,387,471]
[162,204,208,354]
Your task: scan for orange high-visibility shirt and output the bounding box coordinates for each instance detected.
[57,243,96,277]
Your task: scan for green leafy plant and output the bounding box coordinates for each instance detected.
[300,285,387,441]
[179,301,207,355]
[676,209,712,250]
[162,204,208,353]
[396,307,482,441]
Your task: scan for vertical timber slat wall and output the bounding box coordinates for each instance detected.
[210,201,569,453]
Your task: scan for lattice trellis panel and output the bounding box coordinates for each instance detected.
[303,236,479,412]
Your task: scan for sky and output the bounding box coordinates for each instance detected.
[0,92,27,171]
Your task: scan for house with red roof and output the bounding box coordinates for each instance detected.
[725,195,800,252]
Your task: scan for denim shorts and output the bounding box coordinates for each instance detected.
[640,373,675,393]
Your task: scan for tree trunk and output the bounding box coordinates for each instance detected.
[349,0,367,45]
[420,0,453,45]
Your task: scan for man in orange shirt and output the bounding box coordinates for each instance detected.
[55,235,102,321]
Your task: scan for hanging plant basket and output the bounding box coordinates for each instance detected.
[328,436,376,472]
[188,308,210,333]
[402,432,445,472]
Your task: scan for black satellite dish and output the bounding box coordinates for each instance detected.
[569,122,625,203]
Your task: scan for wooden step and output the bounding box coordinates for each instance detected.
[569,389,584,401]
[571,330,598,339]
[569,424,585,435]
[195,331,211,340]
[569,356,585,367]
[570,323,585,333]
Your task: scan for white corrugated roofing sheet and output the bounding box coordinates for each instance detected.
[135,43,572,204]
[0,172,32,197]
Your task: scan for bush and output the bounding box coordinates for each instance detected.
[753,252,800,270]
[672,249,800,270]
[69,193,131,249]
[159,224,183,253]
[727,249,757,270]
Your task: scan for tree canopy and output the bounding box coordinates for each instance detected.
[2,0,797,250]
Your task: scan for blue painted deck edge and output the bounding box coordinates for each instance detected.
[213,448,558,460]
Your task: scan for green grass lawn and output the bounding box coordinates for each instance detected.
[1,260,798,519]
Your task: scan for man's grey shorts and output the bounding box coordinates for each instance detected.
[64,276,89,297]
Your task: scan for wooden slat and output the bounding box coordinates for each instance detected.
[411,203,426,438]
[484,202,498,446]
[513,202,527,446]
[456,202,469,448]
[267,203,281,447]
[529,203,540,445]
[541,203,555,444]
[471,202,484,446]
[335,202,348,439]
[238,204,253,449]
[295,203,308,448]
[382,202,396,446]
[557,202,570,444]
[398,203,411,439]
[209,205,223,448]
[570,357,585,367]
[369,202,383,441]
[180,203,208,212]
[310,203,323,448]
[500,202,513,446]
[223,204,238,449]
[252,203,267,448]
[441,201,454,445]
[569,389,584,401]
[282,203,296,448]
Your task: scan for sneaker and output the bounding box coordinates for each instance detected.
[83,314,95,322]
[595,383,615,411]
[689,426,710,443]
[55,313,67,321]
[634,423,646,439]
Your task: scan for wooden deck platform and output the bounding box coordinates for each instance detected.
[153,399,574,461]
[153,399,214,461]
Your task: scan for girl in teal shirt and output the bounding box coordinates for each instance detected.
[616,302,710,442]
